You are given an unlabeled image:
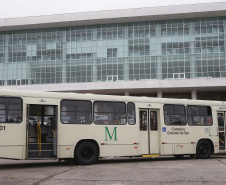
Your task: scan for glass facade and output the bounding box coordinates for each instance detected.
[0,16,225,86]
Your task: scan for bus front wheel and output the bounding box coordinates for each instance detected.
[196,140,212,159]
[74,141,98,165]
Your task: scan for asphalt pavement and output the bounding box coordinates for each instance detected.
[0,155,226,185]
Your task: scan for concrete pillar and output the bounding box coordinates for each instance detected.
[124,91,130,96]
[189,20,196,79]
[157,91,163,98]
[191,90,197,100]
[62,30,67,83]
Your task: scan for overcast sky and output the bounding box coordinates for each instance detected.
[1,0,226,19]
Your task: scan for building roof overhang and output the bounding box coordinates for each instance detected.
[1,2,226,31]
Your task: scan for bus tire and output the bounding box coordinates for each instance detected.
[196,140,212,159]
[74,141,98,165]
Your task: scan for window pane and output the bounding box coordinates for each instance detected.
[94,101,126,125]
[175,105,185,115]
[94,113,111,124]
[8,104,21,110]
[0,97,22,123]
[0,103,5,109]
[140,111,147,130]
[94,102,111,112]
[164,105,174,114]
[128,102,136,125]
[164,104,186,125]
[75,101,92,112]
[218,113,224,131]
[150,111,158,131]
[61,101,75,111]
[187,105,212,126]
[0,115,6,123]
[61,100,92,124]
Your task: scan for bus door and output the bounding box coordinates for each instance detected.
[217,112,225,150]
[27,104,57,159]
[139,109,159,155]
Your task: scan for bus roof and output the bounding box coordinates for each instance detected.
[0,89,225,106]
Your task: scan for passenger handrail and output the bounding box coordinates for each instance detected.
[52,129,56,138]
[37,120,41,157]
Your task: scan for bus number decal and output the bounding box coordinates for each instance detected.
[105,127,117,141]
[0,126,6,131]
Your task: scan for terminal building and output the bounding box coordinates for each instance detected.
[0,2,226,100]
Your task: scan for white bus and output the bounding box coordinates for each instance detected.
[0,89,225,165]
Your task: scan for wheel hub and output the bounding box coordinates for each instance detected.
[82,148,92,159]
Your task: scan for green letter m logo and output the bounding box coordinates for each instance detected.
[105,127,117,141]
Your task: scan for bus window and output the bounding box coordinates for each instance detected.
[61,100,92,124]
[127,102,136,125]
[187,106,212,126]
[0,97,22,123]
[150,111,158,131]
[140,110,147,130]
[218,113,224,131]
[164,104,186,125]
[94,101,126,125]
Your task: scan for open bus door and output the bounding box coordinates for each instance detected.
[27,104,57,159]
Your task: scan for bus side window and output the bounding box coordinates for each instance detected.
[127,102,136,125]
[187,105,212,126]
[0,97,22,123]
[61,100,92,124]
[94,101,126,125]
[163,104,186,126]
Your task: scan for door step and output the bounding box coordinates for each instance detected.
[28,158,57,160]
[28,143,53,150]
[28,150,54,158]
[142,154,159,158]
[28,143,54,158]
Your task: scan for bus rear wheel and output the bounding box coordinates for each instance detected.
[74,141,98,165]
[196,140,212,159]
